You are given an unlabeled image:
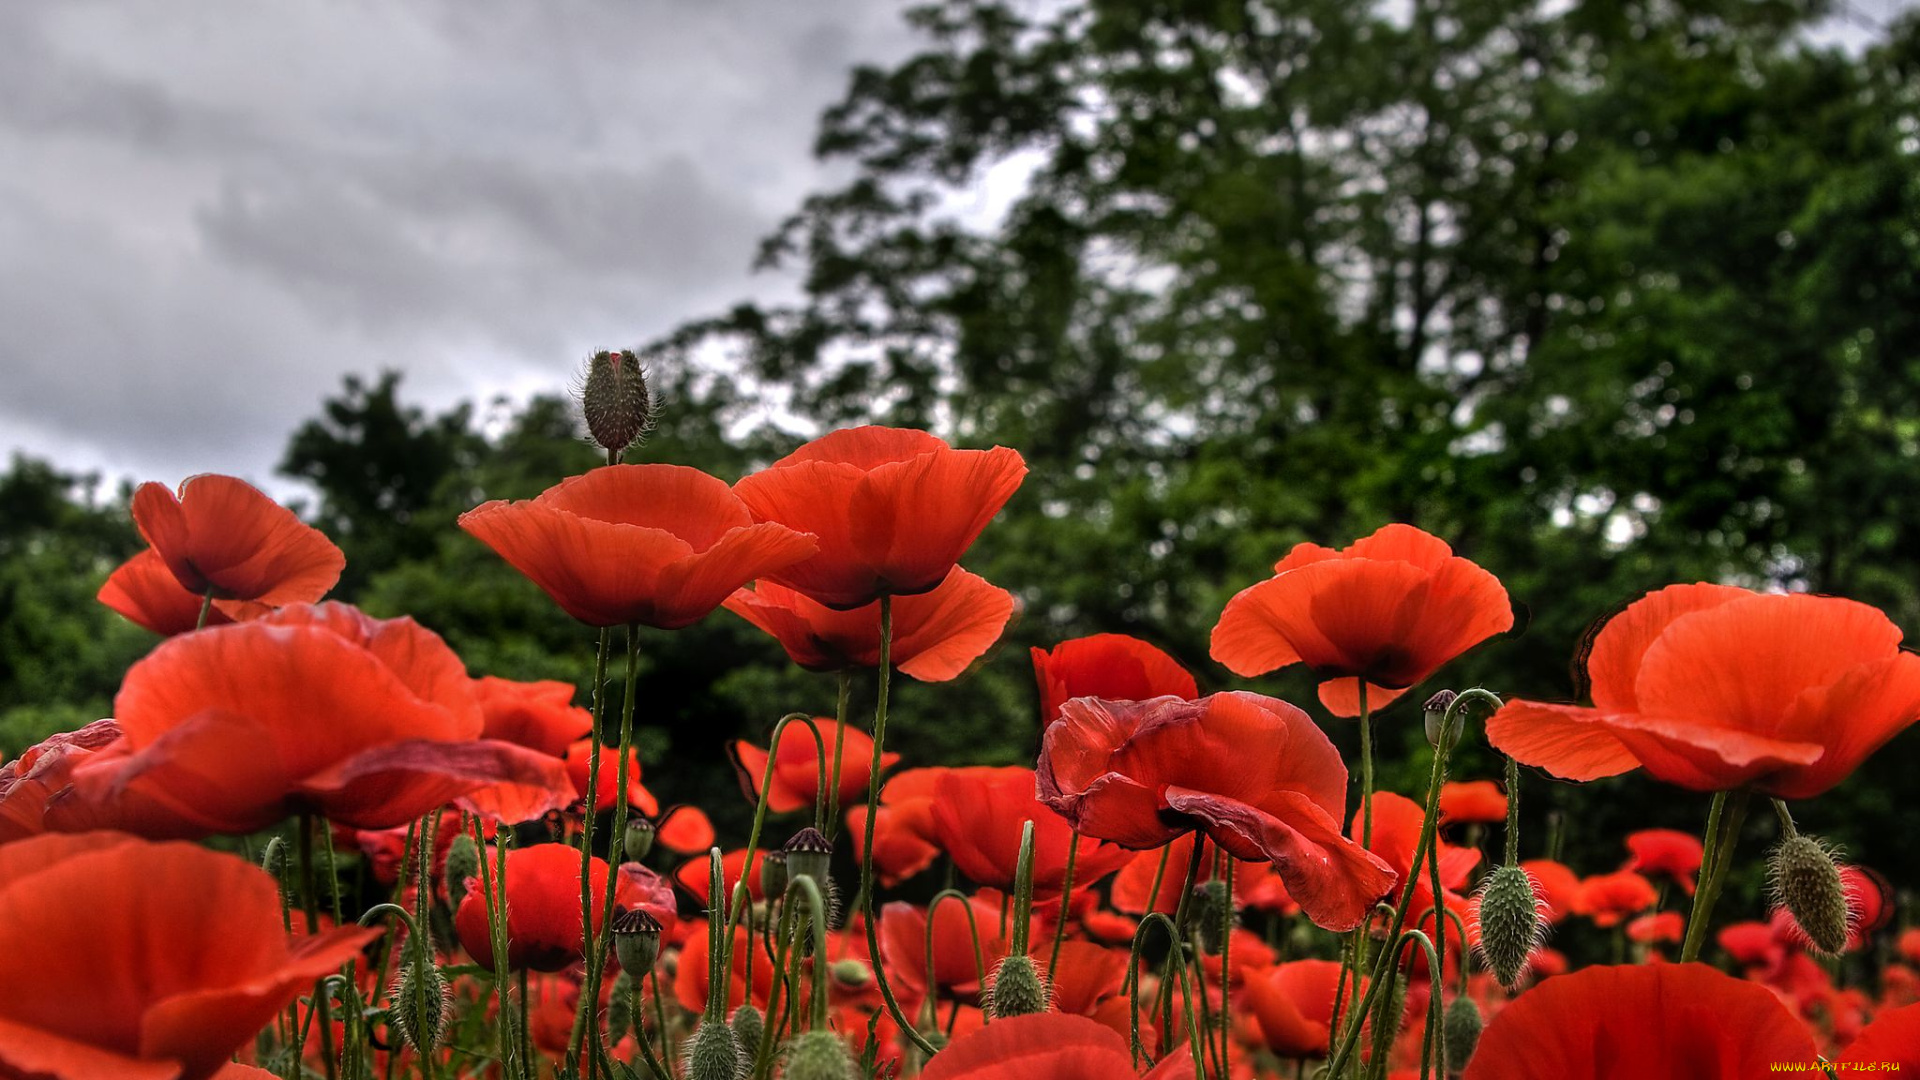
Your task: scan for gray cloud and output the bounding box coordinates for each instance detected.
[0,1,912,490]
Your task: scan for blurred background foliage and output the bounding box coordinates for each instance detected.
[5,0,1920,960]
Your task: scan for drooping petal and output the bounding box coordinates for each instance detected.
[1163,787,1395,933]
[133,475,345,606]
[1484,700,1642,782]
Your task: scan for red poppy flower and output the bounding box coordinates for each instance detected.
[1719,922,1784,970]
[48,603,572,836]
[1045,941,1130,1019]
[1356,792,1480,923]
[1485,585,1920,799]
[1572,871,1658,928]
[730,719,900,815]
[1520,859,1582,924]
[672,921,776,1015]
[1462,963,1818,1079]
[459,464,818,628]
[453,843,622,972]
[727,567,1015,680]
[1627,911,1685,945]
[1210,524,1512,716]
[1840,1003,1920,1069]
[1108,834,1297,918]
[731,426,1027,609]
[97,548,272,636]
[846,767,946,886]
[1241,959,1364,1060]
[1032,634,1198,727]
[0,720,121,845]
[920,1012,1194,1080]
[131,474,346,605]
[657,805,715,855]
[930,766,1133,898]
[1039,692,1395,932]
[673,848,765,906]
[475,677,593,758]
[0,832,375,1080]
[1624,828,1705,895]
[563,739,658,817]
[879,895,1009,1003]
[1437,780,1507,826]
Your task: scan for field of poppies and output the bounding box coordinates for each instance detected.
[3,351,1918,1078]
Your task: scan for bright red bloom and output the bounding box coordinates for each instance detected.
[1520,858,1583,925]
[727,567,1014,680]
[563,738,658,816]
[1038,692,1395,931]
[1437,780,1507,826]
[1719,922,1784,970]
[131,474,345,605]
[0,832,374,1080]
[1356,792,1480,928]
[1485,585,1920,799]
[1210,525,1512,716]
[879,895,1009,1003]
[931,765,1132,898]
[453,844,621,972]
[49,604,572,836]
[1840,1003,1920,1069]
[1241,959,1364,1060]
[730,719,900,815]
[656,805,715,854]
[1032,634,1198,728]
[673,921,777,1015]
[1463,964,1817,1078]
[1573,870,1658,928]
[97,548,269,636]
[475,676,592,757]
[1108,834,1295,918]
[1045,941,1130,1020]
[732,426,1027,609]
[919,1012,1194,1080]
[1625,828,1705,895]
[673,848,765,905]
[1627,911,1685,945]
[0,720,121,845]
[846,769,943,887]
[459,464,818,628]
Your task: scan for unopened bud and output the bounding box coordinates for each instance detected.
[781,1029,857,1080]
[730,1003,765,1059]
[444,832,480,910]
[624,816,656,862]
[1475,864,1544,989]
[1190,879,1234,955]
[685,1017,745,1080]
[783,827,833,891]
[831,957,872,987]
[986,954,1049,1019]
[1443,995,1483,1075]
[390,939,451,1054]
[1771,834,1849,955]
[580,349,654,455]
[613,907,664,974]
[761,849,790,900]
[607,970,635,1043]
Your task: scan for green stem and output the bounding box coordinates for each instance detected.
[1679,789,1750,963]
[578,624,645,1073]
[195,587,215,631]
[1008,820,1038,956]
[298,813,340,1080]
[825,670,853,839]
[923,891,989,1027]
[566,624,615,1069]
[1217,858,1234,1075]
[719,713,825,974]
[1503,752,1521,866]
[1047,833,1079,978]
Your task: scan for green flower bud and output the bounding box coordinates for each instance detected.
[1190,878,1234,955]
[443,832,480,910]
[830,957,872,988]
[986,953,1049,1019]
[729,1003,765,1060]
[1424,689,1458,747]
[1475,864,1544,989]
[1443,995,1483,1075]
[624,816,656,862]
[685,1017,745,1080]
[1770,833,1849,955]
[781,1029,856,1080]
[761,850,790,901]
[390,938,450,1054]
[580,349,654,455]
[607,970,635,1043]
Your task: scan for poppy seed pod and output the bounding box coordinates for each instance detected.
[1424,689,1458,747]
[686,1017,746,1080]
[613,907,664,974]
[987,953,1050,1018]
[1476,863,1545,989]
[624,816,656,862]
[783,827,833,891]
[761,849,790,900]
[782,1029,857,1080]
[581,348,654,454]
[1770,833,1849,955]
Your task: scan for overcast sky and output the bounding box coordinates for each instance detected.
[2,1,1910,496]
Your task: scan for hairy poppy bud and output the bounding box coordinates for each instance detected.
[1770,833,1849,955]
[831,957,872,987]
[1191,879,1233,955]
[783,827,833,891]
[685,1017,745,1080]
[580,348,654,455]
[1425,689,1458,747]
[1443,995,1483,1074]
[761,850,790,900]
[607,970,635,1043]
[613,907,664,975]
[986,954,1050,1019]
[390,938,450,1054]
[624,816,656,862]
[730,1003,765,1059]
[781,1029,856,1080]
[444,832,480,910]
[1475,864,1544,989]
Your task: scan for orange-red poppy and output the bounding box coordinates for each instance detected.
[0,832,374,1080]
[1437,780,1508,826]
[1038,692,1395,931]
[1462,964,1818,1078]
[48,604,572,835]
[1520,858,1583,925]
[1355,792,1480,924]
[1627,911,1685,945]
[1210,524,1512,716]
[1840,1003,1920,1069]
[730,719,900,815]
[1240,959,1364,1060]
[0,720,121,845]
[673,848,765,906]
[929,766,1133,898]
[846,796,941,888]
[1032,633,1198,728]
[475,676,593,758]
[131,474,345,605]
[732,426,1027,610]
[879,894,1009,1004]
[563,738,658,816]
[1624,828,1704,895]
[1107,834,1296,918]
[459,464,818,628]
[97,548,271,636]
[453,843,622,972]
[1572,870,1658,928]
[672,920,777,1016]
[1485,586,1920,799]
[656,805,715,855]
[727,567,1015,680]
[919,1012,1194,1080]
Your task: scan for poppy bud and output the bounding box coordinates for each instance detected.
[986,953,1050,1019]
[1770,833,1849,955]
[580,348,654,455]
[783,827,833,891]
[1424,689,1458,747]
[1475,864,1545,989]
[1443,995,1483,1074]
[1369,973,1408,1064]
[1190,879,1234,955]
[781,1029,857,1080]
[444,832,480,910]
[390,939,450,1054]
[761,849,790,900]
[831,957,872,987]
[613,907,664,974]
[607,970,635,1043]
[624,816,656,862]
[731,1003,766,1059]
[685,1017,746,1080]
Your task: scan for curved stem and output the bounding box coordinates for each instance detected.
[924,890,989,1027]
[825,670,853,839]
[720,713,826,972]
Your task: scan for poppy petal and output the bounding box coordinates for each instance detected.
[1484,700,1642,782]
[301,739,575,828]
[848,446,1027,598]
[1582,583,1751,711]
[1594,711,1825,793]
[1840,1002,1920,1068]
[1768,652,1920,799]
[1314,678,1408,718]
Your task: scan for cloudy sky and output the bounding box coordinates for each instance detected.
[3,1,1910,494]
